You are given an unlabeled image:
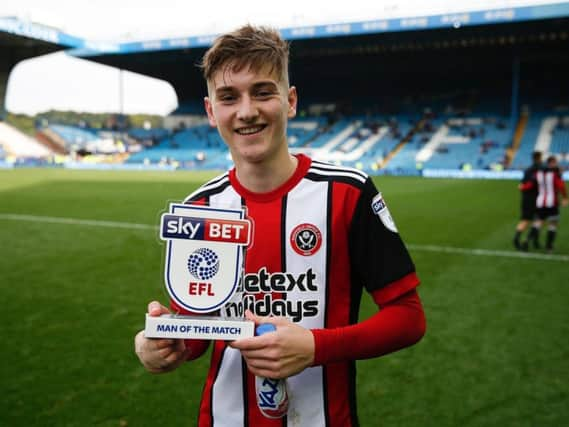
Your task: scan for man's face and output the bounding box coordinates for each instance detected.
[204,64,297,167]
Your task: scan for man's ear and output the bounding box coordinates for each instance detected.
[204,97,217,127]
[287,86,298,119]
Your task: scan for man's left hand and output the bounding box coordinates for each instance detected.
[228,310,315,379]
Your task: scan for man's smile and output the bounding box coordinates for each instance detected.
[235,124,267,135]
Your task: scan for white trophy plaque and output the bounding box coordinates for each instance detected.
[144,203,254,340]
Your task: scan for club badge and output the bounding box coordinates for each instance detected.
[290,223,322,256]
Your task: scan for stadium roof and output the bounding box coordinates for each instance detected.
[0,16,85,69]
[70,1,569,56]
[1,2,568,115]
[67,4,569,107]
[0,16,89,115]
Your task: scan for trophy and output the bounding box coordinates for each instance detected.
[144,202,254,340]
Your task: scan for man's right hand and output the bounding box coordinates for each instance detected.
[134,301,188,373]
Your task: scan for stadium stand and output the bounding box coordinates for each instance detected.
[128,127,169,142]
[512,110,569,169]
[551,116,569,168]
[115,102,568,175]
[414,116,510,170]
[287,117,326,147]
[124,123,231,169]
[36,126,68,154]
[35,123,134,156]
[1,7,568,177]
[49,124,99,148]
[0,122,51,157]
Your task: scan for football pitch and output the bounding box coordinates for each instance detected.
[1,168,568,427]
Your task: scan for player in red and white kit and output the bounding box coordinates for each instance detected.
[135,25,426,427]
[527,156,568,252]
[513,151,542,251]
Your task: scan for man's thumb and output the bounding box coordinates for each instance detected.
[244,309,286,328]
[147,301,171,317]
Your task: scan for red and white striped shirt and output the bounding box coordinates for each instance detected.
[536,168,567,208]
[174,154,422,427]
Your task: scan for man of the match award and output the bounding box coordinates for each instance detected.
[144,202,255,340]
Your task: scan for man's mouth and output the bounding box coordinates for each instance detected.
[235,125,267,135]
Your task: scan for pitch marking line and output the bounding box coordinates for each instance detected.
[0,213,157,231]
[407,244,569,262]
[1,213,567,262]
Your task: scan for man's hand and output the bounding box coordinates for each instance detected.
[134,301,187,374]
[228,310,315,379]
[562,197,569,207]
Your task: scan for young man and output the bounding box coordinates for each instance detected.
[513,151,542,251]
[135,25,426,427]
[527,155,568,252]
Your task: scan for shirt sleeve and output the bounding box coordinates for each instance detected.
[312,289,426,365]
[520,168,537,192]
[555,173,567,198]
[348,178,419,304]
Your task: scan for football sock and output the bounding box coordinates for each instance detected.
[546,228,557,251]
[513,231,522,249]
[528,226,540,249]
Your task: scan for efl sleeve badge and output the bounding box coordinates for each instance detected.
[371,192,398,233]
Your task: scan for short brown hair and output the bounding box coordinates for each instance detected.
[200,25,290,85]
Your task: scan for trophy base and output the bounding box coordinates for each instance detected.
[144,314,254,340]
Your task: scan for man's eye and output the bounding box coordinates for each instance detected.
[256,91,274,98]
[220,95,236,102]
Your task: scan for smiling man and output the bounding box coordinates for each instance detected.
[135,25,426,427]
[203,29,299,193]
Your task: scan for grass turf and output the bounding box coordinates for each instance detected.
[0,168,567,426]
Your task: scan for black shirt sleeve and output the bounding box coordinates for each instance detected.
[348,178,416,293]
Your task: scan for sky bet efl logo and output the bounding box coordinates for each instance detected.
[160,204,251,313]
[162,214,250,244]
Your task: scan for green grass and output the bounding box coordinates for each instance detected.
[1,168,568,426]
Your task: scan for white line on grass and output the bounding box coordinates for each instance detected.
[0,213,157,231]
[1,213,567,262]
[407,244,569,262]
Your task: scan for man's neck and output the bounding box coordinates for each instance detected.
[235,154,298,194]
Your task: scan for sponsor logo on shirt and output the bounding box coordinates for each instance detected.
[223,268,319,322]
[290,223,322,256]
[371,192,398,233]
[256,377,289,418]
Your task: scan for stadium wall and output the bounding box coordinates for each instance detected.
[163,115,208,130]
[7,160,566,181]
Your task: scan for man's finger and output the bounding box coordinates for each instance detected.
[229,335,270,351]
[153,338,177,349]
[151,338,185,358]
[244,309,266,325]
[245,309,288,328]
[148,301,171,317]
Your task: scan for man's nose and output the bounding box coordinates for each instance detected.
[236,96,259,122]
